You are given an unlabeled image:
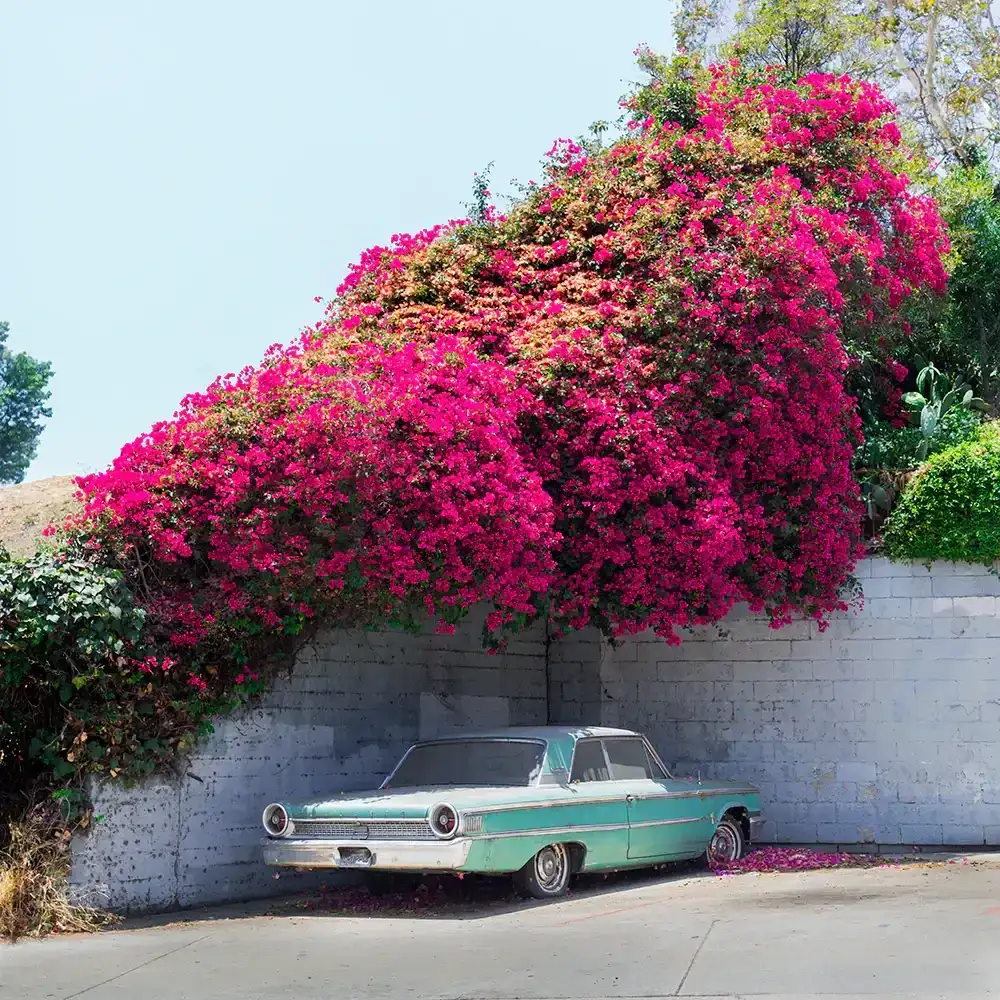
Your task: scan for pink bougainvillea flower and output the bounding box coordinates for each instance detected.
[711,846,892,875]
[67,63,948,711]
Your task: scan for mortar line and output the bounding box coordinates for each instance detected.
[674,917,717,996]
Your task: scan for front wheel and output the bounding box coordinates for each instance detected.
[514,843,571,899]
[706,816,746,866]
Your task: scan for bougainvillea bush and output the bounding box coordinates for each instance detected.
[1,63,948,787]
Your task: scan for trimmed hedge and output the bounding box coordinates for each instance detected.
[881,422,1000,564]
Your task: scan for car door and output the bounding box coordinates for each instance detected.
[566,738,630,869]
[603,737,710,860]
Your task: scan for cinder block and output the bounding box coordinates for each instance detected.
[774,822,820,843]
[951,596,998,618]
[933,575,1000,597]
[728,640,793,662]
[891,576,934,598]
[837,761,877,783]
[870,558,902,578]
[899,824,945,844]
[867,598,913,618]
[861,578,894,599]
[815,822,867,843]
[833,802,878,826]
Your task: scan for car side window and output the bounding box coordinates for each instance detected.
[644,742,668,779]
[570,738,610,782]
[604,738,653,780]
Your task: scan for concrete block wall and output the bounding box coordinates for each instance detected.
[592,558,1000,847]
[70,556,1000,913]
[70,606,546,913]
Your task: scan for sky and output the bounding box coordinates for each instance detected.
[2,1,676,483]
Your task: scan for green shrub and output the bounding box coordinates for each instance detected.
[0,548,268,804]
[881,422,1000,563]
[856,408,984,471]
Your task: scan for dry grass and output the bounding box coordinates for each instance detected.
[0,806,117,940]
[0,475,80,558]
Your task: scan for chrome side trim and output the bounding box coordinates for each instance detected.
[469,821,628,840]
[465,787,759,817]
[466,814,709,840]
[627,816,708,829]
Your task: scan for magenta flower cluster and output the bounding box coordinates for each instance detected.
[72,66,947,720]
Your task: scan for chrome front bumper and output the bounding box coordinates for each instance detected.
[262,837,473,871]
[749,811,766,843]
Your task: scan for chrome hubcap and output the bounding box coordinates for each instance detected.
[709,825,739,863]
[534,844,568,890]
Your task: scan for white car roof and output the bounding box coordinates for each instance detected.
[421,725,639,742]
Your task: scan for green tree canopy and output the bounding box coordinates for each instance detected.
[0,322,53,485]
[938,157,1000,401]
[674,0,1000,170]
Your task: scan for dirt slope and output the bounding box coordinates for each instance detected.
[0,476,80,557]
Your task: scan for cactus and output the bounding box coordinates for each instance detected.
[902,363,989,461]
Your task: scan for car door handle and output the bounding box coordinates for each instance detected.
[625,794,635,804]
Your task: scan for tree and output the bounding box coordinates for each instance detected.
[881,0,1000,170]
[730,0,887,80]
[0,322,53,485]
[938,156,1000,401]
[674,0,1000,169]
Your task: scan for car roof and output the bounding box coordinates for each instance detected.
[419,725,639,742]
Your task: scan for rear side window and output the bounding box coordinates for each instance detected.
[604,738,654,780]
[570,739,609,782]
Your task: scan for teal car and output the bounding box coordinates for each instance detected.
[261,726,764,899]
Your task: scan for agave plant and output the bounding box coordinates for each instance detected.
[902,363,990,460]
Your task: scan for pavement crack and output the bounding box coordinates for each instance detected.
[59,932,213,1000]
[674,918,717,996]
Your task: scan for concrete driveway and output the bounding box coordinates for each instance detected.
[6,858,1000,1000]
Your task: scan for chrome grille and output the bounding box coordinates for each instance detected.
[293,819,435,841]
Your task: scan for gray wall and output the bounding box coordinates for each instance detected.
[71,557,1000,914]
[593,558,1000,847]
[70,607,547,913]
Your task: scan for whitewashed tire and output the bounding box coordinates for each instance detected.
[514,843,571,899]
[706,816,745,865]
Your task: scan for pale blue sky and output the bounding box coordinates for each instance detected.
[2,1,675,482]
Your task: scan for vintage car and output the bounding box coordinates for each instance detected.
[261,726,764,898]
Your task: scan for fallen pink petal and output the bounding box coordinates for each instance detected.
[710,846,893,876]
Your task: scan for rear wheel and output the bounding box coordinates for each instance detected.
[514,843,571,899]
[706,816,745,866]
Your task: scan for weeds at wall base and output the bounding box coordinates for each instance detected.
[0,803,117,941]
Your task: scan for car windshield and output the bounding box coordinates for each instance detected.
[386,739,546,788]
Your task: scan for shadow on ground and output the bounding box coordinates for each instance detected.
[109,850,1000,935]
[121,860,713,932]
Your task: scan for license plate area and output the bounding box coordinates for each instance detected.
[337,847,374,868]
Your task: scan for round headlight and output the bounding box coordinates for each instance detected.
[263,803,292,837]
[429,803,459,839]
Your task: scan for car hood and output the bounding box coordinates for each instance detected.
[285,786,555,820]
